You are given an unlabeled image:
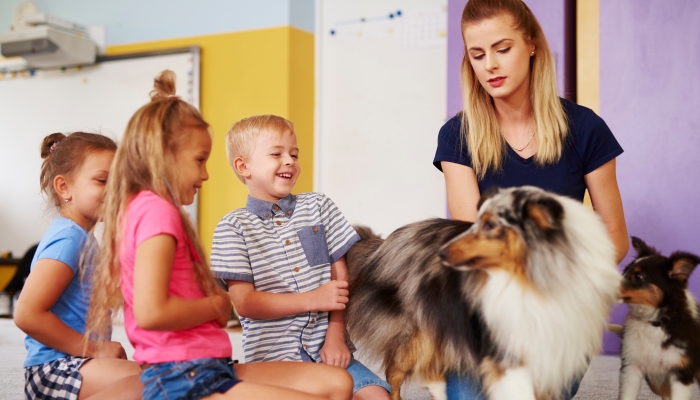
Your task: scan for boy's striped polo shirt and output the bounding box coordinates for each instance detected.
[211,192,360,363]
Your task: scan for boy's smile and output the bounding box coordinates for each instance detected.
[242,129,300,203]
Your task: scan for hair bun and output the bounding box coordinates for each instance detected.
[41,132,67,159]
[149,69,177,102]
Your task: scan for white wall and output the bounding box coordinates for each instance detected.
[0,51,198,255]
[316,0,447,236]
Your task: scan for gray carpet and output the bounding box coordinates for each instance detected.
[1,318,698,399]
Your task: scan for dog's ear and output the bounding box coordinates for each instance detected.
[669,251,700,282]
[477,186,500,210]
[631,237,658,258]
[524,196,564,233]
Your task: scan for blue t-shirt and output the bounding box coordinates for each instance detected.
[23,217,96,367]
[433,98,623,201]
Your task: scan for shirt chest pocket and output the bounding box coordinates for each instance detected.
[297,225,330,267]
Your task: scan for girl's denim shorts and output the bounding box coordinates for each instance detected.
[140,358,240,400]
[300,349,391,394]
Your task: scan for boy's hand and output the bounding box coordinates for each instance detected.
[89,341,128,359]
[320,338,351,368]
[312,280,349,311]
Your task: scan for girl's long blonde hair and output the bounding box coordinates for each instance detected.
[85,70,219,342]
[460,0,568,178]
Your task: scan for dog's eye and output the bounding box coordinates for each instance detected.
[634,273,645,282]
[482,220,496,232]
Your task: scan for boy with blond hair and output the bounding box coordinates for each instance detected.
[211,115,391,399]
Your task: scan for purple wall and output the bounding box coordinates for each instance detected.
[600,0,700,354]
[447,0,466,117]
[447,0,565,117]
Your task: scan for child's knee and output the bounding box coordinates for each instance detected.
[352,384,391,400]
[125,361,142,376]
[328,366,353,400]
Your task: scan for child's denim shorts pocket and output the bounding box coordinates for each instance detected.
[140,361,183,399]
[140,358,238,400]
[297,225,330,266]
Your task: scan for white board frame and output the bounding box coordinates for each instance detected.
[0,47,200,255]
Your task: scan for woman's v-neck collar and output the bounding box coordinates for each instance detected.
[506,144,535,164]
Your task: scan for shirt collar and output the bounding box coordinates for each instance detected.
[246,194,297,220]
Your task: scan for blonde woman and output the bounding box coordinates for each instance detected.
[433,0,628,398]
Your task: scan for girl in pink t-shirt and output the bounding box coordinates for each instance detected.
[85,70,352,400]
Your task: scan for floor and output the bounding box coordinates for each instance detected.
[1,318,698,399]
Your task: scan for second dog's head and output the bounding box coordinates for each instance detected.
[620,237,700,315]
[438,186,615,291]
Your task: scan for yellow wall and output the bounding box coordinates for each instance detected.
[577,0,600,113]
[577,0,599,207]
[107,27,315,254]
[288,28,315,194]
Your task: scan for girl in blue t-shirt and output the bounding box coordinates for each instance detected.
[433,0,628,398]
[14,132,142,399]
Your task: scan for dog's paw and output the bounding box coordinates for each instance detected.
[486,367,536,400]
[425,381,447,400]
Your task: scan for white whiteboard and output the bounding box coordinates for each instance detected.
[316,0,448,237]
[0,48,200,255]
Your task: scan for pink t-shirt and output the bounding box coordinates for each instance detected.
[120,190,231,364]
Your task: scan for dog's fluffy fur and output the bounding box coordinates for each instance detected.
[346,186,620,400]
[618,237,700,400]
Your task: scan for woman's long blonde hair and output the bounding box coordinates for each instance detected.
[460,0,568,178]
[85,70,219,342]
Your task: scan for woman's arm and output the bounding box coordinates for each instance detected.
[133,234,231,331]
[442,161,481,222]
[14,259,126,359]
[584,158,630,263]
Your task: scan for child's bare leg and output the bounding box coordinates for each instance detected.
[353,385,391,400]
[234,361,353,400]
[206,381,332,400]
[77,358,142,400]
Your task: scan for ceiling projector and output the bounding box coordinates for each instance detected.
[0,12,96,69]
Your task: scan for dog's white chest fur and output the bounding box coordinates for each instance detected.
[619,315,691,400]
[480,270,609,397]
[622,316,684,388]
[622,317,685,376]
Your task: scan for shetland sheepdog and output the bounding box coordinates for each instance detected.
[345,186,620,400]
[619,237,700,400]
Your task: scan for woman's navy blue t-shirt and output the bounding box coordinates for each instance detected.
[433,98,623,201]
